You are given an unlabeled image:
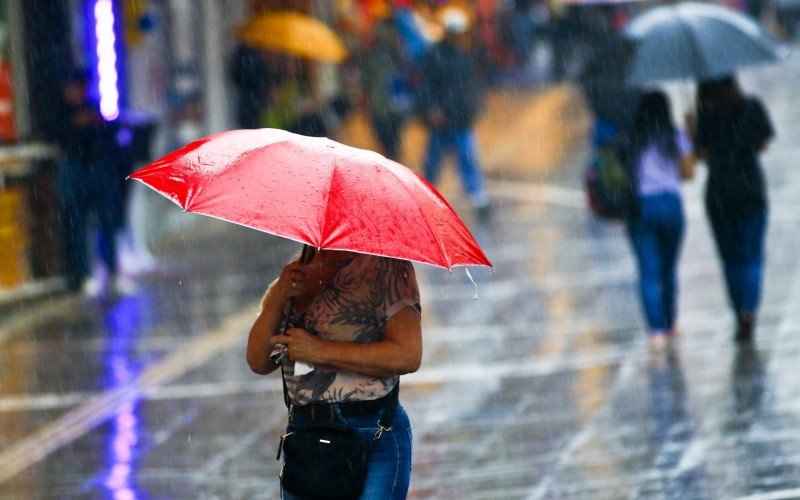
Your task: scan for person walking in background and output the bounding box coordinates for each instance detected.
[360,18,414,161]
[393,0,434,65]
[622,92,695,350]
[689,75,774,343]
[55,69,124,296]
[419,7,492,221]
[229,43,273,129]
[261,56,331,138]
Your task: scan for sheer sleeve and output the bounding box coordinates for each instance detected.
[373,258,421,329]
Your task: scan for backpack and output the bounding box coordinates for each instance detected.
[584,144,637,220]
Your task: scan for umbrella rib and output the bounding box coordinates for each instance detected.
[390,167,453,269]
[316,144,339,248]
[677,10,710,79]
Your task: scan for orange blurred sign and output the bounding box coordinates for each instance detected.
[0,188,29,288]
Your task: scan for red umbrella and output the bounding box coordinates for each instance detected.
[129,128,491,269]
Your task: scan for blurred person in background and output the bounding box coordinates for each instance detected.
[262,56,331,137]
[55,69,125,296]
[689,75,774,343]
[114,112,157,276]
[775,0,800,39]
[622,92,695,351]
[498,0,537,77]
[393,0,436,64]
[419,6,492,221]
[360,18,414,160]
[229,43,273,129]
[146,89,207,241]
[548,0,573,81]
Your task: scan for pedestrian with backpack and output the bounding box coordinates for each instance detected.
[622,91,695,350]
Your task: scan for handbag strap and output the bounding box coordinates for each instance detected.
[372,384,399,441]
[280,364,292,412]
[278,245,313,414]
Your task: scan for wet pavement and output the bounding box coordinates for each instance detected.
[3,49,800,499]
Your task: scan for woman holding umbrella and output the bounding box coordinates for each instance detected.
[129,127,491,499]
[247,247,421,499]
[690,75,774,343]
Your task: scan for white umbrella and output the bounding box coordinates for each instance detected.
[584,2,788,85]
[626,2,787,82]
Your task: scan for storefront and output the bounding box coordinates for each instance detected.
[0,0,62,293]
[0,0,359,295]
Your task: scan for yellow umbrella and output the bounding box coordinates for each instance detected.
[238,11,348,64]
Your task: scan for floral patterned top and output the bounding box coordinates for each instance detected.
[282,254,421,405]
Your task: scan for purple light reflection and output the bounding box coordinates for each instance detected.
[101,295,154,499]
[102,363,139,499]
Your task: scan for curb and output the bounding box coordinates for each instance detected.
[0,278,67,321]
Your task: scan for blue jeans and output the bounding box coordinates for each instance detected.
[58,159,120,288]
[282,404,412,500]
[707,209,767,314]
[626,193,685,332]
[424,128,488,206]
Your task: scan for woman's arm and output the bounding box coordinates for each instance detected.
[684,112,707,161]
[246,261,307,375]
[270,305,423,378]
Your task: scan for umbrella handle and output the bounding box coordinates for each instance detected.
[281,244,311,335]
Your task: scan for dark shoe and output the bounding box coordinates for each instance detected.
[735,313,755,343]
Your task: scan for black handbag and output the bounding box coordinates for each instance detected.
[276,383,398,500]
[278,420,371,499]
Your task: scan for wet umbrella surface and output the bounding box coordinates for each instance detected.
[130,128,491,270]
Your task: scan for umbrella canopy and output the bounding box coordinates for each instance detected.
[237,11,348,63]
[583,2,787,85]
[129,128,491,270]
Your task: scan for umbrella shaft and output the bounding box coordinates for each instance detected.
[281,244,311,335]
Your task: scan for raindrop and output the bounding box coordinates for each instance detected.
[464,268,479,300]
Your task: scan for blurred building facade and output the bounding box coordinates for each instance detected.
[0,0,326,293]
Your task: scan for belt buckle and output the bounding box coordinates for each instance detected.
[309,403,337,421]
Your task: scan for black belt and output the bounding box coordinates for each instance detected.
[293,385,399,421]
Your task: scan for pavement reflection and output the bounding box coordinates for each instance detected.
[100,295,151,499]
